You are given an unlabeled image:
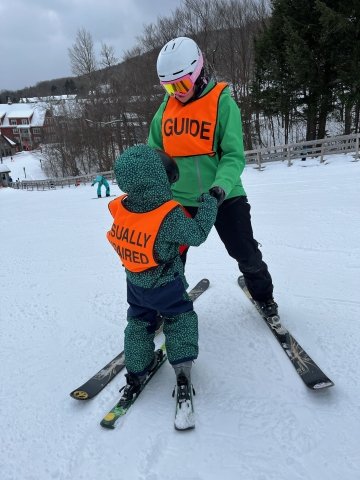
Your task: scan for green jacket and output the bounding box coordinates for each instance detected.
[148,80,247,206]
[111,145,217,289]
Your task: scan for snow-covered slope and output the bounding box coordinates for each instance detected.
[1,153,359,480]
[1,150,47,181]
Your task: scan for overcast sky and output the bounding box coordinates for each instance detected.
[0,0,183,92]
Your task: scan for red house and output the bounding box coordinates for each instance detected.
[0,101,52,151]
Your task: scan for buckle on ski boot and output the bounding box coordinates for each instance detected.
[119,373,142,407]
[257,298,278,318]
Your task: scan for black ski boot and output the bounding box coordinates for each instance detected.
[119,349,165,407]
[257,298,279,318]
[118,372,142,407]
[256,299,286,335]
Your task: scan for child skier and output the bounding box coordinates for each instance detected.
[107,144,217,429]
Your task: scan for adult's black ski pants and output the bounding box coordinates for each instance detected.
[182,195,274,302]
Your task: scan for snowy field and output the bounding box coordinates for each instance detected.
[1,151,360,480]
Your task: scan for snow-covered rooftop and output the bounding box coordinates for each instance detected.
[0,164,11,173]
[0,103,47,127]
[7,110,33,119]
[3,135,16,146]
[19,95,77,103]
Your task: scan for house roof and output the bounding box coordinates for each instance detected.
[19,94,77,102]
[2,135,16,146]
[0,164,11,173]
[0,103,47,127]
[7,110,33,119]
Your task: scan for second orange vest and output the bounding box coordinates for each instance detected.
[107,195,180,273]
[162,82,227,158]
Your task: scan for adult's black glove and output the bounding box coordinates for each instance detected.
[209,186,225,206]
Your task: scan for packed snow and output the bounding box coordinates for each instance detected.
[1,150,359,480]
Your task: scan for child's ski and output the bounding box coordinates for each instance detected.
[70,279,210,400]
[100,345,167,429]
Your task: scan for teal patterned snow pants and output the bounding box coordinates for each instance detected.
[124,277,198,375]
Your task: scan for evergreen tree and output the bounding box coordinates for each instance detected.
[321,0,360,133]
[252,0,297,144]
[253,0,353,141]
[64,79,77,95]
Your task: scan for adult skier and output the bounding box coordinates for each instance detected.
[148,36,278,318]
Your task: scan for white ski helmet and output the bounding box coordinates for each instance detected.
[156,37,204,84]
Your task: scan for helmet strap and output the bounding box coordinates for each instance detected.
[193,68,208,99]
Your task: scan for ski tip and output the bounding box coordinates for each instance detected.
[100,420,116,430]
[174,410,195,431]
[310,380,334,390]
[70,390,90,400]
[104,412,117,422]
[174,423,195,431]
[100,412,118,429]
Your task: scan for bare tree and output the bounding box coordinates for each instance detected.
[100,43,118,69]
[68,28,97,93]
[135,8,186,53]
[43,0,272,176]
[213,0,269,148]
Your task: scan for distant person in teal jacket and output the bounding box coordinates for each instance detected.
[91,175,110,198]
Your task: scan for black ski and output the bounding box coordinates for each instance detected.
[238,276,334,390]
[70,278,210,400]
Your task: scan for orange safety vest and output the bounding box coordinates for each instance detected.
[162,82,227,158]
[107,195,180,273]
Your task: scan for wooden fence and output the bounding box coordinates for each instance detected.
[245,133,360,168]
[12,133,359,190]
[13,171,116,191]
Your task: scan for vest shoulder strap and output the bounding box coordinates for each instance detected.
[108,194,127,217]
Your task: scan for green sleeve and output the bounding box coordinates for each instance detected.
[161,195,218,247]
[148,101,166,150]
[212,89,246,195]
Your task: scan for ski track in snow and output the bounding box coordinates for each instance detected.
[1,153,360,479]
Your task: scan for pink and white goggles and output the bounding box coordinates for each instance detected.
[161,74,195,96]
[160,55,204,97]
